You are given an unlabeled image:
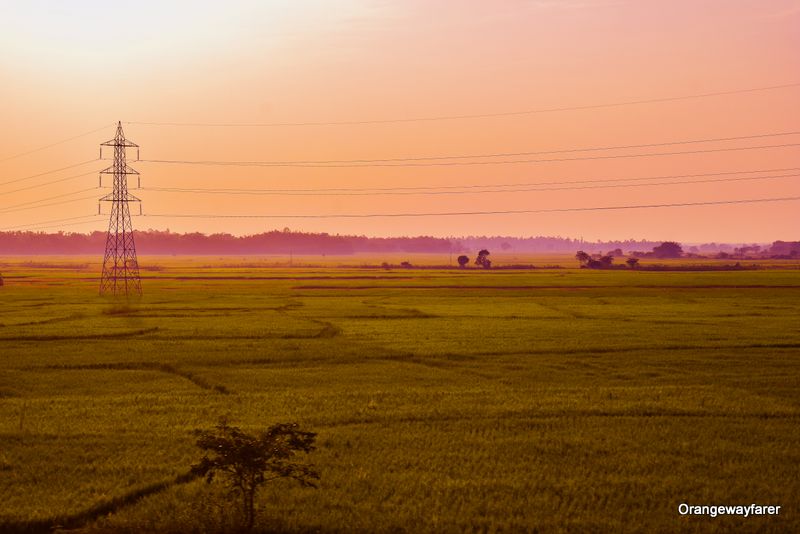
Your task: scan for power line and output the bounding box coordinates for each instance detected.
[144,166,800,193]
[141,196,800,220]
[0,193,99,215]
[142,142,800,169]
[7,194,798,230]
[145,172,800,197]
[0,187,97,212]
[0,170,100,196]
[125,82,800,127]
[0,124,112,164]
[141,130,800,165]
[9,174,795,216]
[3,218,104,233]
[4,165,791,213]
[0,160,97,188]
[0,214,99,231]
[4,168,793,213]
[140,166,800,193]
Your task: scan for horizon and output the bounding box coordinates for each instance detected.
[1,1,799,242]
[0,226,790,250]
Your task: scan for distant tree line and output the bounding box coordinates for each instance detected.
[574,240,800,270]
[0,229,456,255]
[0,230,795,257]
[577,242,684,269]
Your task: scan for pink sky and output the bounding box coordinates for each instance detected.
[0,0,798,242]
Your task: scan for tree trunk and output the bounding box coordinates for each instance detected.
[245,481,256,531]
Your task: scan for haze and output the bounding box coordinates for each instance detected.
[1,0,798,242]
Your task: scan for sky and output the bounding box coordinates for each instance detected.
[0,0,798,242]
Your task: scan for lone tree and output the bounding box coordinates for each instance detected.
[457,255,469,268]
[652,241,683,259]
[475,249,491,269]
[626,257,640,268]
[575,251,591,266]
[193,421,319,531]
[597,255,614,268]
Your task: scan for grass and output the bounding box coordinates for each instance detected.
[0,255,799,532]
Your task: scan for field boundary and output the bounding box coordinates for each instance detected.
[0,471,199,534]
[40,362,231,394]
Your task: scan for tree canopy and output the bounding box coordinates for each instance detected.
[193,421,319,530]
[652,242,683,258]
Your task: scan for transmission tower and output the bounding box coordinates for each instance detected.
[99,122,142,296]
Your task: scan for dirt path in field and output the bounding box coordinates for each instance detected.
[42,361,230,394]
[0,471,199,533]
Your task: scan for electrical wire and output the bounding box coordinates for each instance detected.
[0,170,101,196]
[0,160,97,188]
[0,187,97,211]
[0,214,99,231]
[140,196,800,220]
[0,124,112,164]
[145,171,800,197]
[142,130,800,165]
[141,143,800,169]
[0,194,100,215]
[141,166,800,193]
[4,218,105,232]
[7,192,798,230]
[125,82,800,127]
[6,167,793,218]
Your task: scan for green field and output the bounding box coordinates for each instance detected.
[1,256,799,532]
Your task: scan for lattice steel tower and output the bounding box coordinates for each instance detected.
[99,122,142,296]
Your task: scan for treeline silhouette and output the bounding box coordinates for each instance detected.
[0,230,455,255]
[0,229,793,256]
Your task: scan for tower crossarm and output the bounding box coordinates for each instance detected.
[101,138,139,148]
[100,164,140,175]
[99,192,141,202]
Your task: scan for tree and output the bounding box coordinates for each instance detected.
[500,242,511,251]
[457,255,469,268]
[475,249,491,269]
[651,241,683,259]
[597,255,614,268]
[193,421,319,531]
[626,257,639,268]
[575,251,590,266]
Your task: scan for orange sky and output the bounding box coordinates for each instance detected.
[1,0,798,242]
